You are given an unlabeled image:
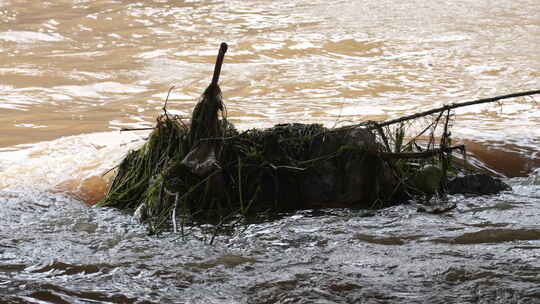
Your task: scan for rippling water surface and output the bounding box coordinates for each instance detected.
[1,0,539,303]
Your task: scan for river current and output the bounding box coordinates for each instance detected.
[0,0,539,303]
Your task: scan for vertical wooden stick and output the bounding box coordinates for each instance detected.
[211,42,228,86]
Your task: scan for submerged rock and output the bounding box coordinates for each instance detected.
[447,174,511,195]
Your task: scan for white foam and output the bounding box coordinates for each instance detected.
[0,131,148,202]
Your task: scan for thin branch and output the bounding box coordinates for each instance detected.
[120,127,155,132]
[172,192,179,233]
[376,144,465,160]
[101,165,119,177]
[368,89,540,130]
[163,86,175,116]
[427,110,445,151]
[439,109,452,195]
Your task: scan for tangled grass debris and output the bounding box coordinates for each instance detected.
[98,42,540,236]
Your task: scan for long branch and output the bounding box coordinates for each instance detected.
[368,89,540,130]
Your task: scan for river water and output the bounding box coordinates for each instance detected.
[1,0,539,303]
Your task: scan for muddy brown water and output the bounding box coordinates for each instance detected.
[0,0,539,303]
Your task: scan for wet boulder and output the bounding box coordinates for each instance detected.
[447,174,511,195]
[300,127,397,209]
[221,124,398,211]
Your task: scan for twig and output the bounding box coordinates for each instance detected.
[376,144,465,159]
[101,165,119,177]
[367,89,540,130]
[120,127,155,132]
[439,109,452,195]
[172,192,179,233]
[163,86,175,116]
[403,113,442,148]
[427,110,445,151]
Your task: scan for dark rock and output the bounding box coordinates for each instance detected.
[299,127,396,209]
[446,174,511,195]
